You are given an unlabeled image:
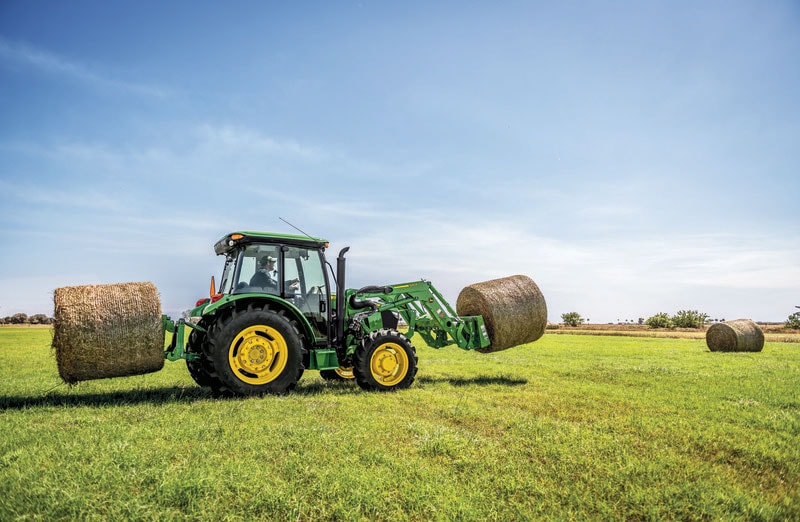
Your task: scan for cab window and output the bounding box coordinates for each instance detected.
[233,245,280,294]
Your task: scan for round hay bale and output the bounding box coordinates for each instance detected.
[456,274,547,353]
[706,319,764,353]
[52,282,165,383]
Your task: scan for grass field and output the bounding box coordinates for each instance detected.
[1,327,799,521]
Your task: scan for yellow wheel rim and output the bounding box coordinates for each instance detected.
[228,325,288,385]
[369,342,409,387]
[335,366,355,379]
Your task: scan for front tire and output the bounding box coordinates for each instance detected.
[207,307,304,396]
[353,329,417,391]
[320,366,355,381]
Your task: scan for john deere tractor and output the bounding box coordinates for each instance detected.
[163,231,492,395]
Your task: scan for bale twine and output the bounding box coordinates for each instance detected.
[52,282,165,383]
[706,319,764,353]
[456,274,547,353]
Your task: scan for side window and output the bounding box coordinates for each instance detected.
[238,256,257,287]
[218,255,235,294]
[284,259,299,287]
[294,249,326,295]
[234,245,280,293]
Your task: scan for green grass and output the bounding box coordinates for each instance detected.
[1,327,799,521]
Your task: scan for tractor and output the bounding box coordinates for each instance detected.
[163,231,495,396]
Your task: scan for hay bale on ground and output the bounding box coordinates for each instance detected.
[706,319,764,352]
[52,282,165,383]
[456,274,547,353]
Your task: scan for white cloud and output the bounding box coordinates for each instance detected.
[3,182,126,213]
[195,124,326,159]
[0,38,171,98]
[327,213,800,323]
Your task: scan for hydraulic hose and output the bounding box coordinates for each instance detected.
[348,285,393,310]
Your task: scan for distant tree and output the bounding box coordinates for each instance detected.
[645,312,673,329]
[561,312,585,327]
[9,313,29,324]
[638,317,645,325]
[672,310,709,328]
[29,314,51,325]
[786,312,800,329]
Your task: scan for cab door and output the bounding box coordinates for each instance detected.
[284,246,330,343]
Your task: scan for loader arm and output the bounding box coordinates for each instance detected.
[347,280,490,350]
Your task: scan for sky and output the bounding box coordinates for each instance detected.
[0,1,798,324]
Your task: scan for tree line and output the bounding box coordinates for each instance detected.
[561,309,800,329]
[1,313,54,325]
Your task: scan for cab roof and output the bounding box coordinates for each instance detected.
[214,231,329,255]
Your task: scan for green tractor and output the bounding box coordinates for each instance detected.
[163,231,496,396]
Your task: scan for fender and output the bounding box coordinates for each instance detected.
[200,292,318,345]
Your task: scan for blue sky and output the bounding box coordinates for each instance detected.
[1,1,798,323]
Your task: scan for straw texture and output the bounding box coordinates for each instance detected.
[52,282,164,383]
[706,319,764,352]
[456,274,547,353]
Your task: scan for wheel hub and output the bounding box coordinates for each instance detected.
[241,339,271,367]
[370,342,408,386]
[229,325,288,385]
[374,351,398,375]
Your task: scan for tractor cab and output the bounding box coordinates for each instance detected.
[212,232,332,342]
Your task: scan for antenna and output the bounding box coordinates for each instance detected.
[279,217,313,238]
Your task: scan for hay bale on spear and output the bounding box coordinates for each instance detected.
[706,319,764,353]
[52,282,165,383]
[456,274,547,353]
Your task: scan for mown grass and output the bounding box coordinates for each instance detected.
[1,327,799,521]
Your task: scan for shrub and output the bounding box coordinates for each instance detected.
[561,312,584,327]
[672,310,709,328]
[786,312,800,329]
[645,313,673,329]
[9,313,28,324]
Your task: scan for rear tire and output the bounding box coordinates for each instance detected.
[185,326,217,388]
[353,329,417,391]
[207,306,304,396]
